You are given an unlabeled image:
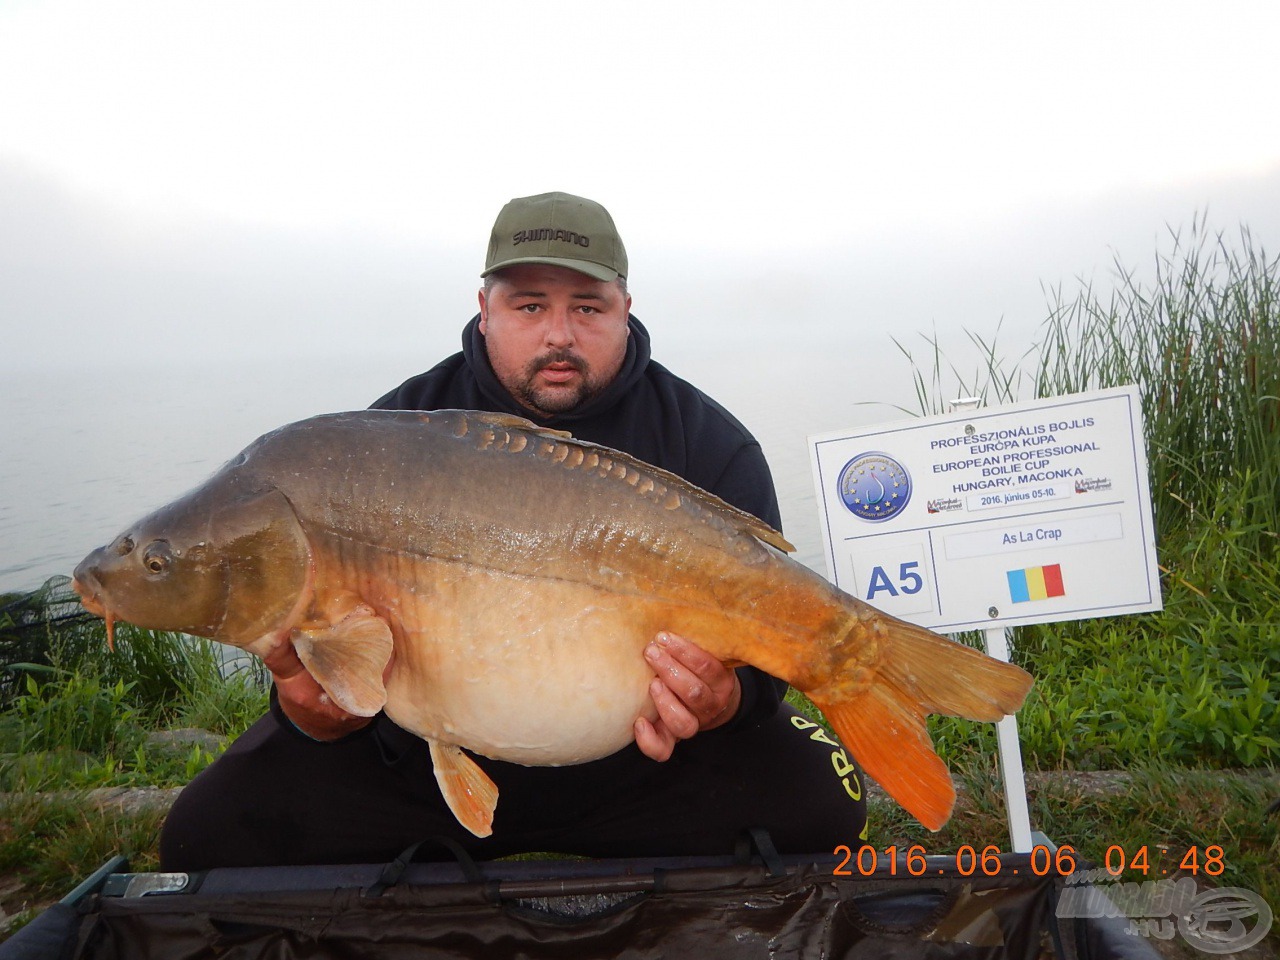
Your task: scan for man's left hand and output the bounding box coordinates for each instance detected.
[635,632,742,761]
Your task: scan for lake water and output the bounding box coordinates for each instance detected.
[0,344,924,595]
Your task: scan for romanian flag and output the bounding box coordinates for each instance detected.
[1007,564,1065,603]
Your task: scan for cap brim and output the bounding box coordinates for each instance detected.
[481,256,619,283]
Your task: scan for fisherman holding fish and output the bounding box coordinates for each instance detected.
[75,192,1030,867]
[74,192,1013,875]
[146,194,915,868]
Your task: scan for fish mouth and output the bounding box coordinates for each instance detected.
[71,572,105,615]
[71,572,118,651]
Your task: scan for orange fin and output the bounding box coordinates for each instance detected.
[812,686,955,831]
[871,614,1034,722]
[429,740,499,838]
[291,609,393,717]
[809,612,1034,830]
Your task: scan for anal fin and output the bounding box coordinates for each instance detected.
[291,607,393,718]
[429,740,499,838]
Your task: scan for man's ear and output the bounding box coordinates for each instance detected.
[477,287,489,335]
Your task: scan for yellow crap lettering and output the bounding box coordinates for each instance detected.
[788,714,840,747]
[793,715,863,809]
[831,749,854,779]
[842,774,862,802]
[834,748,864,801]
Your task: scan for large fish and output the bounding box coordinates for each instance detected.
[73,410,1032,836]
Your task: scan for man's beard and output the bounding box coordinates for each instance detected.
[511,350,608,417]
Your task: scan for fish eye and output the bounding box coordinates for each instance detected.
[115,536,135,556]
[142,541,173,575]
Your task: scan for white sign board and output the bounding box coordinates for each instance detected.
[809,386,1161,632]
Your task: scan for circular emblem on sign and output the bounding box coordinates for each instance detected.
[838,452,912,521]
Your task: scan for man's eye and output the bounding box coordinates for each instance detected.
[577,306,598,315]
[519,303,541,313]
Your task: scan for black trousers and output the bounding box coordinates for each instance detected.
[160,700,868,870]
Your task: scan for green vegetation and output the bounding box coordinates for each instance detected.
[1,586,267,934]
[2,218,1276,941]
[888,218,1279,933]
[0,594,268,794]
[1,794,166,928]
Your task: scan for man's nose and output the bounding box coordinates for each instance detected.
[542,307,575,346]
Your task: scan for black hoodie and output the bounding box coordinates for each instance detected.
[372,314,787,726]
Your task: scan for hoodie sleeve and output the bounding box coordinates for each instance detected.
[700,443,791,731]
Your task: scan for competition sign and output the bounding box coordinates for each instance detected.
[809,385,1162,633]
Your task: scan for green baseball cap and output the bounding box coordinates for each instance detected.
[483,191,628,282]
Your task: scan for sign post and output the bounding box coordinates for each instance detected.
[984,625,1033,851]
[808,385,1160,850]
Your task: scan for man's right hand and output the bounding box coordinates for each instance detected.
[262,641,375,741]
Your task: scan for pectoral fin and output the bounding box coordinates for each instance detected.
[429,740,499,838]
[291,610,393,717]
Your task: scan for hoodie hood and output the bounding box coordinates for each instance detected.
[460,313,653,426]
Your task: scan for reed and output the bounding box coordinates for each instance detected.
[896,215,1280,557]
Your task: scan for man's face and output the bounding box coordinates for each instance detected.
[479,264,632,418]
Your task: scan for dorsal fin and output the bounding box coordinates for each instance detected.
[462,410,572,439]
[441,409,795,554]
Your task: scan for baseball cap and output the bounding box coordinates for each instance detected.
[483,191,628,282]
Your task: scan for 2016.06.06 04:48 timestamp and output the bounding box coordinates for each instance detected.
[833,844,1228,878]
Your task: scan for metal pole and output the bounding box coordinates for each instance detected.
[983,626,1034,852]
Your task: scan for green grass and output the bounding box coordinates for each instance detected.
[867,761,1279,927]
[0,792,165,927]
[889,217,1280,775]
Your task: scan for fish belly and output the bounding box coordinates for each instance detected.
[380,568,663,767]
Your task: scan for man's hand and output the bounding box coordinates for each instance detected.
[634,632,741,761]
[262,641,376,741]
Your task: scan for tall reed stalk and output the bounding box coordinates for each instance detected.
[897,216,1280,558]
[1037,219,1279,551]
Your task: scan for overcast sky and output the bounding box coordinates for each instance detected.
[3,0,1278,374]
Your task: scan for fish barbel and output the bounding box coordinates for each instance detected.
[73,410,1032,836]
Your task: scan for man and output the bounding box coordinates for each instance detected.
[160,192,866,870]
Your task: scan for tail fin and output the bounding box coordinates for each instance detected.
[812,687,956,830]
[812,617,1033,831]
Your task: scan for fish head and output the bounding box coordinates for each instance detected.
[73,482,312,648]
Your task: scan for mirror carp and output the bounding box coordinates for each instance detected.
[73,409,1033,836]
